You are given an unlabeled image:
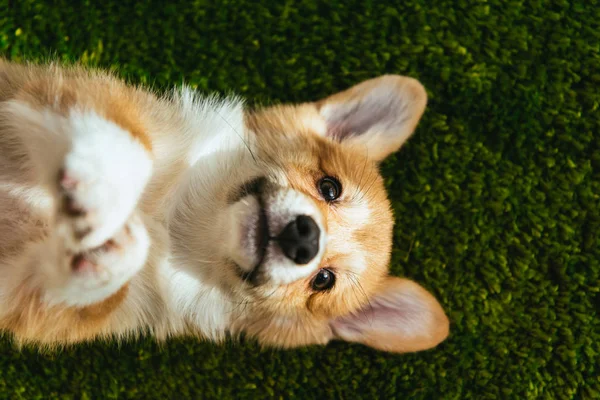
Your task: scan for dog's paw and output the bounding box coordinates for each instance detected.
[54,113,153,250]
[45,214,150,307]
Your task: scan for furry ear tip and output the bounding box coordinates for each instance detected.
[408,78,428,103]
[381,75,428,118]
[402,279,450,350]
[394,76,428,111]
[429,306,451,347]
[376,74,427,95]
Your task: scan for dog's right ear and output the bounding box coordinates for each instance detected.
[313,75,427,161]
[329,277,449,353]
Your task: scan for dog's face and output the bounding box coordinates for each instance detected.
[172,76,449,353]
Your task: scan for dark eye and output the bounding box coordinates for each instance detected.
[312,268,335,291]
[318,177,341,202]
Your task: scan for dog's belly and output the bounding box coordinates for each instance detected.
[0,143,50,263]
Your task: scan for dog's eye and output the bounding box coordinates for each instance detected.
[318,177,341,202]
[312,268,335,291]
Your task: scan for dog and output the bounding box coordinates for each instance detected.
[0,59,449,353]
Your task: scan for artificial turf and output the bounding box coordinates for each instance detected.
[1,0,599,398]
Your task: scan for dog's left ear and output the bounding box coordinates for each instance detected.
[329,277,449,353]
[314,75,427,161]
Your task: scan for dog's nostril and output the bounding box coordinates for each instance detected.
[296,216,311,236]
[277,215,320,265]
[295,247,310,264]
[295,215,319,239]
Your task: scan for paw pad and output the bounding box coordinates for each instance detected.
[71,254,95,273]
[58,168,78,191]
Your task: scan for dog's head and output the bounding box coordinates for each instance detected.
[172,75,449,353]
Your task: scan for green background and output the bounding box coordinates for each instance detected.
[1,0,599,398]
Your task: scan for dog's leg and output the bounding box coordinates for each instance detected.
[3,99,153,307]
[23,213,149,307]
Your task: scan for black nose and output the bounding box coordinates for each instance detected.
[276,215,320,265]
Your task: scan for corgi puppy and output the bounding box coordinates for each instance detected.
[0,59,449,353]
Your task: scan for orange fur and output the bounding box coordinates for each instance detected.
[235,103,448,352]
[0,61,156,345]
[0,280,129,346]
[1,60,152,150]
[0,59,449,354]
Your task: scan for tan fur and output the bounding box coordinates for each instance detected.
[0,59,152,150]
[0,281,129,345]
[0,59,449,354]
[0,61,157,344]
[237,105,443,352]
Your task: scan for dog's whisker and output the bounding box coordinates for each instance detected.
[213,108,259,165]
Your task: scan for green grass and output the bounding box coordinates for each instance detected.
[1,0,599,398]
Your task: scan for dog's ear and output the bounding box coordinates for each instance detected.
[329,277,449,353]
[314,75,427,161]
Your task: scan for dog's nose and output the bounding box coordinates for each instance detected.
[277,215,320,265]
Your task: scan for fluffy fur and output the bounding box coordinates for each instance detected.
[0,59,449,353]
